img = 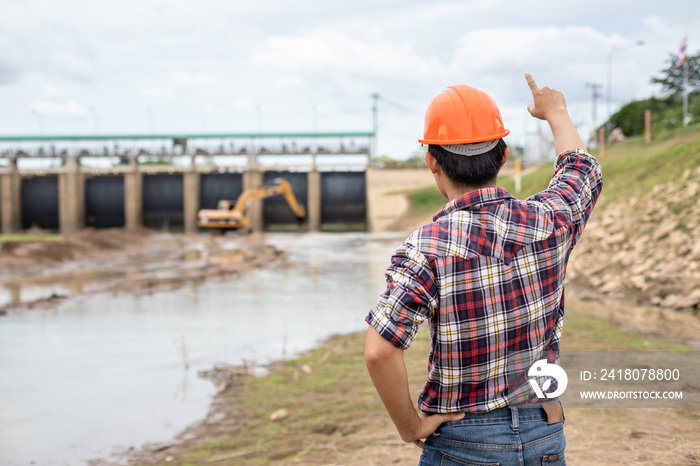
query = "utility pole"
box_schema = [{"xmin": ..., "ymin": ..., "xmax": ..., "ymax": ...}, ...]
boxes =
[
  {"xmin": 371, "ymin": 93, "xmax": 379, "ymax": 163},
  {"xmin": 586, "ymin": 83, "xmax": 602, "ymax": 146}
]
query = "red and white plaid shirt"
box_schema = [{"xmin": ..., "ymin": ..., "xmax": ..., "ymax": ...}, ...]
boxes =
[{"xmin": 366, "ymin": 149, "xmax": 603, "ymax": 413}]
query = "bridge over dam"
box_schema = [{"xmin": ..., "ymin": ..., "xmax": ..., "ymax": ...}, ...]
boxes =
[{"xmin": 0, "ymin": 132, "xmax": 432, "ymax": 234}]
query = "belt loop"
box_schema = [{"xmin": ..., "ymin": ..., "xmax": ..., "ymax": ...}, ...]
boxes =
[{"xmin": 509, "ymin": 406, "xmax": 520, "ymax": 431}]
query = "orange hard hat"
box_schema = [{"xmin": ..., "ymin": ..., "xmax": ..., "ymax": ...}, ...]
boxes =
[{"xmin": 418, "ymin": 84, "xmax": 510, "ymax": 145}]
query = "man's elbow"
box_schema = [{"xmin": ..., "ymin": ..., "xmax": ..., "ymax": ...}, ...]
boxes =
[
  {"xmin": 364, "ymin": 327, "xmax": 399, "ymax": 368},
  {"xmin": 364, "ymin": 341, "xmax": 385, "ymax": 369}
]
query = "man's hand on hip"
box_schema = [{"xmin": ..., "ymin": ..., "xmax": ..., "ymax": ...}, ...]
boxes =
[{"xmin": 411, "ymin": 411, "xmax": 466, "ymax": 449}]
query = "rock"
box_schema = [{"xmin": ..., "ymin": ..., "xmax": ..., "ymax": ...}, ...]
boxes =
[
  {"xmin": 628, "ymin": 275, "xmax": 647, "ymax": 291},
  {"xmin": 599, "ymin": 278, "xmax": 622, "ymax": 293},
  {"xmin": 270, "ymin": 408, "xmax": 289, "ymax": 421},
  {"xmin": 300, "ymin": 364, "xmax": 313, "ymax": 374},
  {"xmin": 664, "ymin": 294, "xmax": 700, "ymax": 309},
  {"xmin": 652, "ymin": 219, "xmax": 677, "ymax": 240},
  {"xmin": 606, "ymin": 232, "xmax": 627, "ymax": 246}
]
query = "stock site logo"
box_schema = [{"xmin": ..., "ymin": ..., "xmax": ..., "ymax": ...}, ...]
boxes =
[{"xmin": 528, "ymin": 359, "xmax": 568, "ymax": 399}]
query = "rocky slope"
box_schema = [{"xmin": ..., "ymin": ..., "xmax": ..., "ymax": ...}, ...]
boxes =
[{"xmin": 568, "ymin": 166, "xmax": 700, "ymax": 312}]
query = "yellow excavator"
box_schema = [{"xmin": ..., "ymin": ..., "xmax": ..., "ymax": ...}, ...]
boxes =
[{"xmin": 197, "ymin": 178, "xmax": 306, "ymax": 232}]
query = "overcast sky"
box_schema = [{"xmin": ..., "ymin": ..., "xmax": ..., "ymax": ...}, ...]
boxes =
[{"xmin": 1, "ymin": 0, "xmax": 698, "ymax": 159}]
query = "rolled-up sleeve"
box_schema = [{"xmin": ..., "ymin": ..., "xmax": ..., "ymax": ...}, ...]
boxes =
[
  {"xmin": 366, "ymin": 242, "xmax": 438, "ymax": 349},
  {"xmin": 531, "ymin": 149, "xmax": 603, "ymax": 246}
]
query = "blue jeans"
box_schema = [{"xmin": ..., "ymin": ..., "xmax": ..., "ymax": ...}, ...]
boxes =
[{"xmin": 418, "ymin": 403, "xmax": 566, "ymax": 466}]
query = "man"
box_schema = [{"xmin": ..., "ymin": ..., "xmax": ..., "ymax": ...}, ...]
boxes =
[{"xmin": 365, "ymin": 73, "xmax": 603, "ymax": 465}]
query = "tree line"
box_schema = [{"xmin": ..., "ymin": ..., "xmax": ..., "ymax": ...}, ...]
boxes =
[{"xmin": 607, "ymin": 51, "xmax": 699, "ymax": 137}]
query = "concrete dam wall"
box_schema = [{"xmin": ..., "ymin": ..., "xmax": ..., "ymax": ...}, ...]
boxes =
[{"xmin": 1, "ymin": 165, "xmax": 367, "ymax": 233}]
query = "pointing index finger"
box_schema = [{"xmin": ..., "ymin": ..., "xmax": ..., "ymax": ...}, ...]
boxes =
[{"xmin": 524, "ymin": 72, "xmax": 539, "ymax": 92}]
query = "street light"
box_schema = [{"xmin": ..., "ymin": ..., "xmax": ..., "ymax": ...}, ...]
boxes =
[
  {"xmin": 606, "ymin": 40, "xmax": 644, "ymax": 136},
  {"xmin": 312, "ymin": 105, "xmax": 317, "ymax": 132},
  {"xmin": 31, "ymin": 108, "xmax": 44, "ymax": 135},
  {"xmin": 146, "ymin": 106, "xmax": 155, "ymax": 134},
  {"xmin": 200, "ymin": 106, "xmax": 208, "ymax": 133},
  {"xmin": 255, "ymin": 105, "xmax": 263, "ymax": 132},
  {"xmin": 89, "ymin": 107, "xmax": 99, "ymax": 135}
]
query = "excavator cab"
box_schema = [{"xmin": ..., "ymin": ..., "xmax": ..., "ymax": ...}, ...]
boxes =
[{"xmin": 216, "ymin": 200, "xmax": 233, "ymax": 211}]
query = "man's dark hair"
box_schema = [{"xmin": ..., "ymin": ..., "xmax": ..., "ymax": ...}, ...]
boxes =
[{"xmin": 428, "ymin": 138, "xmax": 507, "ymax": 187}]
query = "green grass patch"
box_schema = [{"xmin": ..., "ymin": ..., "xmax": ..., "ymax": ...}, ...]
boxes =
[
  {"xmin": 403, "ymin": 125, "xmax": 700, "ymax": 217},
  {"xmin": 0, "ymin": 234, "xmax": 62, "ymax": 247},
  {"xmin": 320, "ymin": 222, "xmax": 367, "ymax": 232},
  {"xmin": 161, "ymin": 304, "xmax": 695, "ymax": 464},
  {"xmin": 405, "ymin": 185, "xmax": 444, "ymax": 216},
  {"xmin": 561, "ymin": 308, "xmax": 693, "ymax": 352}
]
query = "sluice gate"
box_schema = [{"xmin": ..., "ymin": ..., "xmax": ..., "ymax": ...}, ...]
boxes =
[
  {"xmin": 84, "ymin": 175, "xmax": 125, "ymax": 228},
  {"xmin": 2, "ymin": 168, "xmax": 367, "ymax": 233}
]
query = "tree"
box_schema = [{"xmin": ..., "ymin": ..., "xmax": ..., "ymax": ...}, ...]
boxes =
[
  {"xmin": 604, "ymin": 52, "xmax": 700, "ymax": 137},
  {"xmin": 650, "ymin": 51, "xmax": 700, "ymax": 98}
]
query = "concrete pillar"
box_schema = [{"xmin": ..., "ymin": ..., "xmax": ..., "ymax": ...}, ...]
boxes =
[
  {"xmin": 307, "ymin": 169, "xmax": 321, "ymax": 232},
  {"xmin": 242, "ymin": 169, "xmax": 263, "ymax": 232},
  {"xmin": 183, "ymin": 157, "xmax": 200, "ymax": 235},
  {"xmin": 124, "ymin": 156, "xmax": 143, "ymax": 229},
  {"xmin": 1, "ymin": 157, "xmax": 21, "ymax": 233},
  {"xmin": 59, "ymin": 156, "xmax": 83, "ymax": 234}
]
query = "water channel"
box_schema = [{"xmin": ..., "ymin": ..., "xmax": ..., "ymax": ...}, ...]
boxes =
[{"xmin": 0, "ymin": 232, "xmax": 404, "ymax": 465}]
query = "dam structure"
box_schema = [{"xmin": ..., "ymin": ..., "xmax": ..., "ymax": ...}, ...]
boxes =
[{"xmin": 0, "ymin": 131, "xmax": 375, "ymax": 234}]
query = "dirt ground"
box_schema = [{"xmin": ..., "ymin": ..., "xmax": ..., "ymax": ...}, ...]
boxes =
[
  {"xmin": 101, "ymin": 309, "xmax": 700, "ymax": 466},
  {"xmin": 366, "ymin": 167, "xmax": 433, "ymax": 233},
  {"xmin": 53, "ymin": 229, "xmax": 694, "ymax": 465},
  {"xmin": 4, "ymin": 178, "xmax": 700, "ymax": 465},
  {"xmin": 0, "ymin": 227, "xmax": 282, "ymax": 314}
]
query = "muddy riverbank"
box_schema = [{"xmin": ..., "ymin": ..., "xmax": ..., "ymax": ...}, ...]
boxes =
[
  {"xmin": 106, "ymin": 294, "xmax": 699, "ymax": 466},
  {"xmin": 0, "ymin": 228, "xmax": 282, "ymax": 314}
]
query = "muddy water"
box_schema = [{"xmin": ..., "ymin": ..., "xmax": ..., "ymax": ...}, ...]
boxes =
[{"xmin": 0, "ymin": 232, "xmax": 404, "ymax": 466}]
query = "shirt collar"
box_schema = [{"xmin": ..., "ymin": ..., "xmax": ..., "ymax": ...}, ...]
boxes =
[{"xmin": 433, "ymin": 187, "xmax": 514, "ymax": 222}]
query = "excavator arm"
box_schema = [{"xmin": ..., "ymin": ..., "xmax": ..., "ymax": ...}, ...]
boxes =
[{"xmin": 197, "ymin": 177, "xmax": 306, "ymax": 231}]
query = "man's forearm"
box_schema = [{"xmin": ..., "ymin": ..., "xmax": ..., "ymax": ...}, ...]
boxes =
[
  {"xmin": 364, "ymin": 327, "xmax": 420, "ymax": 441},
  {"xmin": 547, "ymin": 109, "xmax": 586, "ymax": 155}
]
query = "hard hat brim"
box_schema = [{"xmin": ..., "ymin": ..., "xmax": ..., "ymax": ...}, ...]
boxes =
[{"xmin": 418, "ymin": 129, "xmax": 510, "ymax": 145}]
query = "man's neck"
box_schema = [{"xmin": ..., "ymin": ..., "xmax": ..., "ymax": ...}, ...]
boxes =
[{"xmin": 445, "ymin": 182, "xmax": 497, "ymax": 202}]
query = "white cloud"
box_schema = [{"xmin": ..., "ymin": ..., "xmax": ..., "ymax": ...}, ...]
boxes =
[
  {"xmin": 41, "ymin": 85, "xmax": 66, "ymax": 98},
  {"xmin": 0, "ymin": 0, "xmax": 698, "ymax": 158},
  {"xmin": 29, "ymin": 100, "xmax": 90, "ymax": 117},
  {"xmin": 254, "ymin": 26, "xmax": 441, "ymax": 81}
]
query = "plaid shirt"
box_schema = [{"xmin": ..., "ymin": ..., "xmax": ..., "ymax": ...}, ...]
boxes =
[{"xmin": 366, "ymin": 149, "xmax": 603, "ymax": 413}]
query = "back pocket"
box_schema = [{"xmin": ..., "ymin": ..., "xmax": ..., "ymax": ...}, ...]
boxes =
[
  {"xmin": 441, "ymin": 452, "xmax": 499, "ymax": 466},
  {"xmin": 542, "ymin": 451, "xmax": 565, "ymax": 465}
]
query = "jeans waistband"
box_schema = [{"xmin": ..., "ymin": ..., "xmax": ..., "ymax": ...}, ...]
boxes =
[{"xmin": 439, "ymin": 401, "xmax": 563, "ymax": 428}]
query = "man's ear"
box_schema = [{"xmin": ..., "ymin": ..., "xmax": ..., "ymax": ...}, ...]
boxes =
[
  {"xmin": 424, "ymin": 150, "xmax": 440, "ymax": 175},
  {"xmin": 501, "ymin": 146, "xmax": 510, "ymax": 167}
]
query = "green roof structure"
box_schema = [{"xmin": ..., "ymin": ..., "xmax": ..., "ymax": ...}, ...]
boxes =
[{"xmin": 0, "ymin": 131, "xmax": 375, "ymax": 142}]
